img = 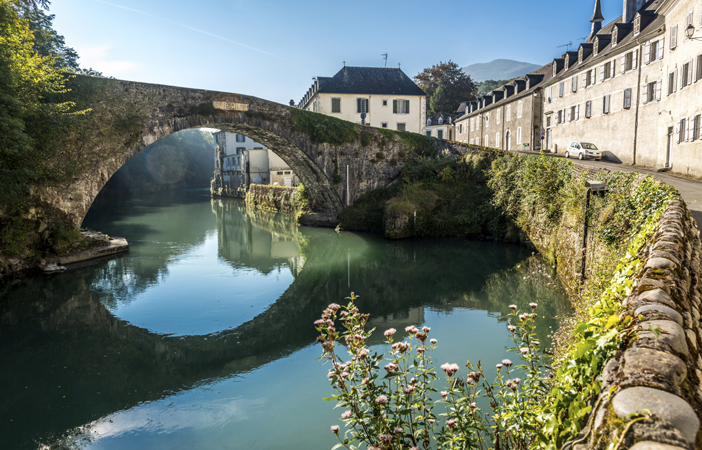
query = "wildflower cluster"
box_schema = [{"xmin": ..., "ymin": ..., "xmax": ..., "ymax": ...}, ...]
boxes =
[{"xmin": 316, "ymin": 293, "xmax": 550, "ymax": 450}]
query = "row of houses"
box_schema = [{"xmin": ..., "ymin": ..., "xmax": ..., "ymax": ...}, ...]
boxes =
[{"xmin": 454, "ymin": 0, "xmax": 702, "ymax": 175}]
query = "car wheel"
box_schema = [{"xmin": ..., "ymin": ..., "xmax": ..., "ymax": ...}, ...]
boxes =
[
  {"xmin": 564, "ymin": 151, "xmax": 569, "ymax": 158},
  {"xmin": 578, "ymin": 152, "xmax": 584, "ymax": 160}
]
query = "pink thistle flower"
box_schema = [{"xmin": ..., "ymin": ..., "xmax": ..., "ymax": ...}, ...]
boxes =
[
  {"xmin": 394, "ymin": 427, "xmax": 403, "ymax": 434},
  {"xmin": 339, "ymin": 311, "xmax": 349, "ymax": 317},
  {"xmin": 441, "ymin": 363, "xmax": 459, "ymax": 377},
  {"xmin": 467, "ymin": 377, "xmax": 474, "ymax": 384},
  {"xmin": 331, "ymin": 425, "xmax": 339, "ymax": 434},
  {"xmin": 507, "ymin": 325, "xmax": 516, "ymax": 333},
  {"xmin": 529, "ymin": 302, "xmax": 538, "ymax": 310},
  {"xmin": 327, "ymin": 371, "xmax": 335, "ymax": 378},
  {"xmin": 403, "ymin": 385, "xmax": 415, "ymax": 394},
  {"xmin": 362, "ymin": 377, "xmax": 369, "ymax": 384},
  {"xmin": 496, "ymin": 363, "xmax": 503, "ymax": 370},
  {"xmin": 520, "ymin": 347, "xmax": 529, "ymax": 354},
  {"xmin": 341, "ymin": 410, "xmax": 352, "ymax": 419},
  {"xmin": 509, "ymin": 304, "xmax": 517, "ymax": 311},
  {"xmin": 501, "ymin": 359, "xmax": 513, "ymax": 367},
  {"xmin": 340, "ymin": 372, "xmax": 349, "ymax": 378},
  {"xmin": 405, "ymin": 325, "xmax": 419, "ymax": 334},
  {"xmin": 326, "ymin": 319, "xmax": 334, "ymax": 326},
  {"xmin": 328, "ymin": 303, "xmax": 341, "ymax": 311},
  {"xmin": 428, "ymin": 419, "xmax": 436, "ymax": 424},
  {"xmin": 447, "ymin": 419, "xmax": 456, "ymax": 429},
  {"xmin": 357, "ymin": 348, "xmax": 370, "ymax": 358},
  {"xmin": 375, "ymin": 395, "xmax": 388, "ymax": 405},
  {"xmin": 314, "ymin": 319, "xmax": 324, "ymax": 326},
  {"xmin": 379, "ymin": 434, "xmax": 392, "ymax": 442},
  {"xmin": 384, "ymin": 328, "xmax": 397, "ymax": 337},
  {"xmin": 417, "ymin": 347, "xmax": 426, "ymax": 354},
  {"xmin": 422, "ymin": 326, "xmax": 431, "ymax": 332},
  {"xmin": 384, "ymin": 363, "xmax": 399, "ymax": 373},
  {"xmin": 430, "ymin": 338, "xmax": 437, "ymax": 345},
  {"xmin": 470, "ymin": 402, "xmax": 477, "ymax": 409},
  {"xmin": 441, "ymin": 391, "xmax": 448, "ymax": 398}
]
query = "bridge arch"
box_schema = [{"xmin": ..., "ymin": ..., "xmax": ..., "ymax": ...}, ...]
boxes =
[{"xmin": 43, "ymin": 76, "xmax": 461, "ymax": 228}]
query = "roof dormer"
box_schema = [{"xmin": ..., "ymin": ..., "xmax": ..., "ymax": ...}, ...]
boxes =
[
  {"xmin": 612, "ymin": 23, "xmax": 632, "ymax": 46},
  {"xmin": 578, "ymin": 44, "xmax": 593, "ymax": 63}
]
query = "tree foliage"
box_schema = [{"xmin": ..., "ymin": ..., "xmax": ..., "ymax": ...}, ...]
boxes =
[
  {"xmin": 18, "ymin": 4, "xmax": 79, "ymax": 70},
  {"xmin": 477, "ymin": 78, "xmax": 517, "ymax": 96},
  {"xmin": 414, "ymin": 61, "xmax": 477, "ymax": 116}
]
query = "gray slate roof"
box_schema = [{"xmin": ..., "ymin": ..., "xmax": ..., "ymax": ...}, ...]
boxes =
[{"xmin": 316, "ymin": 67, "xmax": 427, "ymax": 96}]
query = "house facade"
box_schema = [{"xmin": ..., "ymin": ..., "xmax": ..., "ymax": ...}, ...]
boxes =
[
  {"xmin": 543, "ymin": 0, "xmax": 702, "ymax": 175},
  {"xmin": 454, "ymin": 66, "xmax": 551, "ymax": 151},
  {"xmin": 297, "ymin": 66, "xmax": 428, "ymax": 134},
  {"xmin": 425, "ymin": 113, "xmax": 457, "ymax": 140}
]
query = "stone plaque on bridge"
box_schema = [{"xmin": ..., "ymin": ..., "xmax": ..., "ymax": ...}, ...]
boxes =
[{"xmin": 213, "ymin": 101, "xmax": 249, "ymax": 111}]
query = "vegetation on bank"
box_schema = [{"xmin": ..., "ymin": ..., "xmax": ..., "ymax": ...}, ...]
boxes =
[{"xmin": 332, "ymin": 148, "xmax": 677, "ymax": 448}]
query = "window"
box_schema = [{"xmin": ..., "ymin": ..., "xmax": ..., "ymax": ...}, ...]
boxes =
[
  {"xmin": 437, "ymin": 130, "xmax": 444, "ymax": 140},
  {"xmin": 643, "ymin": 80, "xmax": 660, "ymax": 103},
  {"xmin": 496, "ymin": 110, "xmax": 501, "ymax": 125},
  {"xmin": 671, "ymin": 24, "xmax": 678, "ymax": 50},
  {"xmin": 484, "ymin": 135, "xmax": 488, "ymax": 146},
  {"xmin": 623, "ymin": 88, "xmax": 632, "ymax": 109},
  {"xmin": 356, "ymin": 98, "xmax": 369, "ymax": 114},
  {"xmin": 496, "ymin": 132, "xmax": 500, "ymax": 147},
  {"xmin": 382, "ymin": 100, "xmax": 388, "ymax": 106},
  {"xmin": 634, "ymin": 15, "xmax": 641, "ymax": 35},
  {"xmin": 397, "ymin": 123, "xmax": 406, "ymax": 131},
  {"xmin": 393, "ymin": 100, "xmax": 409, "ymax": 114},
  {"xmin": 470, "ymin": 118, "xmax": 474, "ymax": 132},
  {"xmin": 426, "ymin": 131, "xmax": 432, "ymax": 137},
  {"xmin": 603, "ymin": 94, "xmax": 611, "ymax": 114},
  {"xmin": 585, "ymin": 100, "xmax": 592, "ymax": 118},
  {"xmin": 572, "ymin": 75, "xmax": 578, "ymax": 93},
  {"xmin": 506, "ymin": 104, "xmax": 512, "ymax": 121},
  {"xmin": 623, "ymin": 51, "xmax": 635, "ymax": 72},
  {"xmin": 546, "ymin": 115, "xmax": 552, "ymax": 127},
  {"xmin": 516, "ymin": 127, "xmax": 522, "ymax": 144},
  {"xmin": 602, "ymin": 61, "xmax": 613, "ymax": 81},
  {"xmin": 236, "ymin": 134, "xmax": 245, "ymax": 143},
  {"xmin": 236, "ymin": 147, "xmax": 246, "ymax": 154},
  {"xmin": 686, "ymin": 10, "xmax": 694, "ymax": 29},
  {"xmin": 569, "ymin": 105, "xmax": 579, "ymax": 121},
  {"xmin": 470, "ymin": 138, "xmax": 474, "ymax": 145},
  {"xmin": 693, "ymin": 115, "xmax": 701, "ymax": 141},
  {"xmin": 459, "ymin": 124, "xmax": 463, "ymax": 134},
  {"xmin": 559, "ymin": 82, "xmax": 564, "ymax": 97},
  {"xmin": 678, "ymin": 118, "xmax": 687, "ymax": 143},
  {"xmin": 381, "ymin": 122, "xmax": 388, "ymax": 128},
  {"xmin": 517, "ymin": 101, "xmax": 523, "ymax": 118},
  {"xmin": 485, "ymin": 113, "xmax": 490, "ymax": 126},
  {"xmin": 682, "ymin": 60, "xmax": 693, "ymax": 88},
  {"xmin": 585, "ymin": 70, "xmax": 592, "ymax": 87},
  {"xmin": 556, "ymin": 110, "xmax": 562, "ymax": 124},
  {"xmin": 669, "ymin": 69, "xmax": 678, "ymax": 95},
  {"xmin": 331, "ymin": 98, "xmax": 341, "ymax": 113}
]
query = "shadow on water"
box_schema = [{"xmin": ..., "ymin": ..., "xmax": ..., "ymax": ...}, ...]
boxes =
[{"xmin": 0, "ymin": 193, "xmax": 569, "ymax": 449}]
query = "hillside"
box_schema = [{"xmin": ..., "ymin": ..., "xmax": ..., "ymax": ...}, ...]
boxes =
[{"xmin": 463, "ymin": 59, "xmax": 541, "ymax": 82}]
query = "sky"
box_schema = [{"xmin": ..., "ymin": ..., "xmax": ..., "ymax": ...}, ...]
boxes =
[{"xmin": 51, "ymin": 0, "xmax": 627, "ymax": 105}]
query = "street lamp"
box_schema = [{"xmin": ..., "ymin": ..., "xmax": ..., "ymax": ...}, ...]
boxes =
[{"xmin": 686, "ymin": 24, "xmax": 702, "ymax": 40}]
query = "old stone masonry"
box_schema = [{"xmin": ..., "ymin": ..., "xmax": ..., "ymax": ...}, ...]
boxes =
[{"xmin": 576, "ymin": 198, "xmax": 702, "ymax": 449}]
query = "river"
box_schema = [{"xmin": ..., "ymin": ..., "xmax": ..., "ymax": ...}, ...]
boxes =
[{"xmin": 0, "ymin": 189, "xmax": 569, "ymax": 450}]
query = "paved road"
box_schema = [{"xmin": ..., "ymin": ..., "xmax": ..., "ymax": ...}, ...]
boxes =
[{"xmin": 521, "ymin": 151, "xmax": 702, "ymax": 231}]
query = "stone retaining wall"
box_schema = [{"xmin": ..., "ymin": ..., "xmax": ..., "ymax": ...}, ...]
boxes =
[
  {"xmin": 572, "ymin": 198, "xmax": 702, "ymax": 449},
  {"xmin": 244, "ymin": 185, "xmax": 299, "ymax": 214}
]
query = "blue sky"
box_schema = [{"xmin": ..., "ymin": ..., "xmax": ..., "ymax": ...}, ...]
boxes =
[{"xmin": 52, "ymin": 0, "xmax": 626, "ymax": 104}]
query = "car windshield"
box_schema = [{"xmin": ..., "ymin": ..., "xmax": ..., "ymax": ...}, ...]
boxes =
[{"xmin": 581, "ymin": 143, "xmax": 598, "ymax": 150}]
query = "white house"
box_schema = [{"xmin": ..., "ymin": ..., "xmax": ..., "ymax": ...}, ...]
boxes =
[{"xmin": 297, "ymin": 66, "xmax": 428, "ymax": 134}]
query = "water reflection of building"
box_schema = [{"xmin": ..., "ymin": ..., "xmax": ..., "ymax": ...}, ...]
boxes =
[
  {"xmin": 367, "ymin": 308, "xmax": 425, "ymax": 335},
  {"xmin": 211, "ymin": 198, "xmax": 304, "ymax": 276}
]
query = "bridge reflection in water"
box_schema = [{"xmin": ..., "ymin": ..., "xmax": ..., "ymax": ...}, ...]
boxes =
[{"xmin": 0, "ymin": 192, "xmax": 568, "ymax": 450}]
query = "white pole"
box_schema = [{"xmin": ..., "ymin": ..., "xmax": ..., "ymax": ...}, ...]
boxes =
[{"xmin": 346, "ymin": 165, "xmax": 350, "ymax": 206}]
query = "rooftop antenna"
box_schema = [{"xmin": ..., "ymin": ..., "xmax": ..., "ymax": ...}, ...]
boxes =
[
  {"xmin": 381, "ymin": 53, "xmax": 388, "ymax": 67},
  {"xmin": 579, "ymin": 35, "xmax": 589, "ymax": 42},
  {"xmin": 557, "ymin": 41, "xmax": 573, "ymax": 52},
  {"xmin": 398, "ymin": 62, "xmax": 401, "ymax": 69},
  {"xmin": 343, "ymin": 60, "xmax": 346, "ymax": 67}
]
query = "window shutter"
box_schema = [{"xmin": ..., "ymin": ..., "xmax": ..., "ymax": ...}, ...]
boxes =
[
  {"xmin": 643, "ymin": 84, "xmax": 649, "ymax": 104},
  {"xmin": 687, "ymin": 117, "xmax": 692, "ymax": 141},
  {"xmin": 393, "ymin": 100, "xmax": 397, "ymax": 114},
  {"xmin": 405, "ymin": 100, "xmax": 409, "ymax": 114},
  {"xmin": 645, "ymin": 42, "xmax": 651, "ymax": 65},
  {"xmin": 676, "ymin": 121, "xmax": 681, "ymax": 143},
  {"xmin": 576, "ymin": 105, "xmax": 580, "ymax": 120},
  {"xmin": 656, "ymin": 80, "xmax": 662, "ymax": 101},
  {"xmin": 366, "ymin": 100, "xmax": 370, "ymax": 113},
  {"xmin": 621, "ymin": 55, "xmax": 626, "ymax": 73},
  {"xmin": 600, "ymin": 65, "xmax": 605, "ymax": 81},
  {"xmin": 633, "ymin": 49, "xmax": 638, "ymax": 69},
  {"xmin": 674, "ymin": 68, "xmax": 679, "ymax": 91},
  {"xmin": 688, "ymin": 61, "xmax": 694, "ymax": 87},
  {"xmin": 592, "ymin": 68, "xmax": 597, "ymax": 84},
  {"xmin": 611, "ymin": 60, "xmax": 616, "ymax": 78},
  {"xmin": 658, "ymin": 38, "xmax": 664, "ymax": 59},
  {"xmin": 582, "ymin": 73, "xmax": 587, "ymax": 88}
]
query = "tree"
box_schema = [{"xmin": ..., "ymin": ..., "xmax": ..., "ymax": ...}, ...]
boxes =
[
  {"xmin": 476, "ymin": 78, "xmax": 517, "ymax": 96},
  {"xmin": 428, "ymin": 85, "xmax": 449, "ymax": 117},
  {"xmin": 414, "ymin": 61, "xmax": 477, "ymax": 115},
  {"xmin": 0, "ymin": 0, "xmax": 74, "ymax": 205},
  {"xmin": 19, "ymin": 4, "xmax": 79, "ymax": 70}
]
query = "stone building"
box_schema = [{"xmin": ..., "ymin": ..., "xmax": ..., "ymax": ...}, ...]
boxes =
[
  {"xmin": 543, "ymin": 0, "xmax": 702, "ymax": 175},
  {"xmin": 454, "ymin": 65, "xmax": 552, "ymax": 151},
  {"xmin": 425, "ymin": 112, "xmax": 457, "ymax": 140},
  {"xmin": 297, "ymin": 66, "xmax": 428, "ymax": 134}
]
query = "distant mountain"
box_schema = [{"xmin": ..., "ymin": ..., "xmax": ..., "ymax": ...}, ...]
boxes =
[{"xmin": 462, "ymin": 59, "xmax": 541, "ymax": 82}]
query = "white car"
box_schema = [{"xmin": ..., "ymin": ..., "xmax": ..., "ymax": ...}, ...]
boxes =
[{"xmin": 564, "ymin": 142, "xmax": 602, "ymax": 160}]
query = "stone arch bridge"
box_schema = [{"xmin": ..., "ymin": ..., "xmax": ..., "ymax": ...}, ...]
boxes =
[{"xmin": 45, "ymin": 76, "xmax": 465, "ymax": 228}]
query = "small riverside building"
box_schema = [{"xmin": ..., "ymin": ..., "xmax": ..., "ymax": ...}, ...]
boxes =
[
  {"xmin": 297, "ymin": 66, "xmax": 428, "ymax": 134},
  {"xmin": 425, "ymin": 113, "xmax": 457, "ymax": 140}
]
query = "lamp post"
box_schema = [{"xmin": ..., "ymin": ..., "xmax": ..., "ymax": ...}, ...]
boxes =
[{"xmin": 686, "ymin": 24, "xmax": 702, "ymax": 41}]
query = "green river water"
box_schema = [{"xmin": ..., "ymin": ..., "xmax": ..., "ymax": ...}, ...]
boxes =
[{"xmin": 0, "ymin": 189, "xmax": 569, "ymax": 450}]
